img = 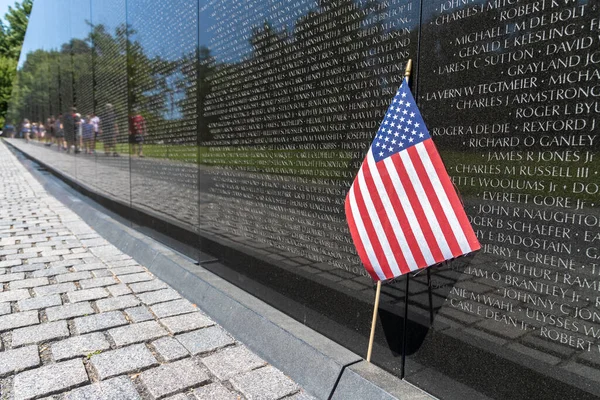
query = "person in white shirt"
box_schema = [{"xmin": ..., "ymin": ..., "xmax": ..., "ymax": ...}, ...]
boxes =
[{"xmin": 90, "ymin": 113, "xmax": 100, "ymax": 154}]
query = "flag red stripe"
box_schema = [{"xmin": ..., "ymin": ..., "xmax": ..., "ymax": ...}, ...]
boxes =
[
  {"xmin": 352, "ymin": 176, "xmax": 394, "ymax": 280},
  {"xmin": 345, "ymin": 193, "xmax": 380, "ymax": 280},
  {"xmin": 363, "ymin": 160, "xmax": 410, "ymax": 275},
  {"xmin": 407, "ymin": 145, "xmax": 462, "ymax": 258},
  {"xmin": 424, "ymin": 140, "xmax": 481, "ymax": 251},
  {"xmin": 376, "ymin": 161, "xmax": 427, "ymax": 270},
  {"xmin": 389, "ymin": 152, "xmax": 445, "ymax": 262}
]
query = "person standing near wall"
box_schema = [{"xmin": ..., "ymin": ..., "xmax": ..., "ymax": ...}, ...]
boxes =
[
  {"xmin": 38, "ymin": 121, "xmax": 45, "ymax": 140},
  {"xmin": 90, "ymin": 112, "xmax": 99, "ymax": 154},
  {"xmin": 82, "ymin": 115, "xmax": 94, "ymax": 154},
  {"xmin": 54, "ymin": 113, "xmax": 64, "ymax": 151},
  {"xmin": 100, "ymin": 103, "xmax": 118, "ymax": 156},
  {"xmin": 4, "ymin": 123, "xmax": 15, "ymax": 138},
  {"xmin": 45, "ymin": 116, "xmax": 54, "ymax": 146},
  {"xmin": 30, "ymin": 122, "xmax": 37, "ymax": 140},
  {"xmin": 129, "ymin": 108, "xmax": 146, "ymax": 157},
  {"xmin": 21, "ymin": 119, "xmax": 31, "ymax": 142},
  {"xmin": 63, "ymin": 108, "xmax": 75, "ymax": 153},
  {"xmin": 75, "ymin": 113, "xmax": 82, "ymax": 153}
]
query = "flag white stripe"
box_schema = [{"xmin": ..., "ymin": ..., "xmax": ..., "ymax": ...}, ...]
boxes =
[
  {"xmin": 348, "ymin": 185, "xmax": 387, "ymax": 281},
  {"xmin": 383, "ymin": 157, "xmax": 436, "ymax": 266},
  {"xmin": 366, "ymin": 153, "xmax": 417, "ymax": 272},
  {"xmin": 416, "ymin": 143, "xmax": 472, "ymax": 254},
  {"xmin": 399, "ymin": 151, "xmax": 454, "ymax": 260},
  {"xmin": 356, "ymin": 167, "xmax": 402, "ymax": 277}
]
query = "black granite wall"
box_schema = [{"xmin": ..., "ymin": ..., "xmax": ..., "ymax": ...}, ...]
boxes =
[{"xmin": 8, "ymin": 0, "xmax": 600, "ymax": 399}]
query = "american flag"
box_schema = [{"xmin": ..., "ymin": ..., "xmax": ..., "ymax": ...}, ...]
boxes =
[{"xmin": 345, "ymin": 79, "xmax": 480, "ymax": 281}]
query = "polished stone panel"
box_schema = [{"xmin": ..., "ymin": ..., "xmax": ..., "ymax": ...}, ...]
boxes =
[
  {"xmin": 412, "ymin": 1, "xmax": 600, "ymax": 399},
  {"xmin": 127, "ymin": 0, "xmax": 199, "ymax": 234},
  {"xmin": 90, "ymin": 0, "xmax": 131, "ymax": 205},
  {"xmin": 71, "ymin": 0, "xmax": 95, "ymax": 183}
]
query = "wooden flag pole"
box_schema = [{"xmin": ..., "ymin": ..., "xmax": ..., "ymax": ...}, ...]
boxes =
[
  {"xmin": 366, "ymin": 280, "xmax": 382, "ymax": 362},
  {"xmin": 401, "ymin": 273, "xmax": 410, "ymax": 379},
  {"xmin": 400, "ymin": 59, "xmax": 413, "ymax": 379},
  {"xmin": 366, "ymin": 59, "xmax": 414, "ymax": 365},
  {"xmin": 427, "ymin": 268, "xmax": 434, "ymax": 325}
]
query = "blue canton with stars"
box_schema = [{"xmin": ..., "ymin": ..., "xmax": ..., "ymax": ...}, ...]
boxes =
[{"xmin": 371, "ymin": 80, "xmax": 431, "ymax": 163}]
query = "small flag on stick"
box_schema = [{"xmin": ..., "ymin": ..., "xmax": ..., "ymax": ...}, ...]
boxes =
[{"xmin": 345, "ymin": 62, "xmax": 480, "ymax": 282}]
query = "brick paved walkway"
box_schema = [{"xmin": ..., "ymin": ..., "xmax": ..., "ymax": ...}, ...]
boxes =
[{"xmin": 0, "ymin": 140, "xmax": 314, "ymax": 399}]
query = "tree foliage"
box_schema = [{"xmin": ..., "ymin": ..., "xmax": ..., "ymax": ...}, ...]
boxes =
[{"xmin": 0, "ymin": 0, "xmax": 32, "ymax": 126}]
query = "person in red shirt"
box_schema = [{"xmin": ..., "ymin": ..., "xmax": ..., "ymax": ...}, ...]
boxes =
[{"xmin": 129, "ymin": 108, "xmax": 146, "ymax": 157}]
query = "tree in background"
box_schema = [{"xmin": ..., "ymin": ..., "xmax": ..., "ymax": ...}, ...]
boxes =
[{"xmin": 0, "ymin": 0, "xmax": 32, "ymax": 126}]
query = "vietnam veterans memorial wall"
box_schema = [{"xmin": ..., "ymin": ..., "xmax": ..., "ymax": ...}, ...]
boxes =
[{"xmin": 7, "ymin": 0, "xmax": 600, "ymax": 399}]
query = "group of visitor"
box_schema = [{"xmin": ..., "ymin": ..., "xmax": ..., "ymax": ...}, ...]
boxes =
[
  {"xmin": 15, "ymin": 104, "xmax": 146, "ymax": 157},
  {"xmin": 17, "ymin": 119, "xmax": 46, "ymax": 143}
]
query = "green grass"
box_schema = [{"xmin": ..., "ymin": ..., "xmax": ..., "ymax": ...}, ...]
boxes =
[
  {"xmin": 113, "ymin": 143, "xmax": 198, "ymax": 163},
  {"xmin": 34, "ymin": 137, "xmax": 600, "ymax": 204}
]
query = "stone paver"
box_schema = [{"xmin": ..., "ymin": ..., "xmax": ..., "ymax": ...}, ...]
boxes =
[
  {"xmin": 160, "ymin": 312, "xmax": 214, "ymax": 334},
  {"xmin": 11, "ymin": 320, "xmax": 70, "ymax": 347},
  {"xmin": 111, "ymin": 266, "xmax": 146, "ymax": 275},
  {"xmin": 13, "ymin": 359, "xmax": 89, "ymax": 400},
  {"xmin": 230, "ymin": 366, "xmax": 299, "ymax": 400},
  {"xmin": 90, "ymin": 344, "xmax": 158, "ymax": 380},
  {"xmin": 151, "ymin": 337, "xmax": 189, "ymax": 362},
  {"xmin": 52, "ymin": 332, "xmax": 111, "ymax": 361},
  {"xmin": 0, "ymin": 302, "xmax": 11, "ymax": 315},
  {"xmin": 72, "ymin": 262, "xmax": 107, "ymax": 271},
  {"xmin": 73, "ymin": 310, "xmax": 129, "ymax": 334},
  {"xmin": 31, "ymin": 266, "xmax": 70, "ymax": 277},
  {"xmin": 0, "ymin": 288, "xmax": 31, "ymax": 303},
  {"xmin": 17, "ymin": 294, "xmax": 62, "ymax": 311},
  {"xmin": 166, "ymin": 394, "xmax": 189, "ymax": 400},
  {"xmin": 150, "ymin": 299, "xmax": 197, "ymax": 318},
  {"xmin": 11, "ymin": 264, "xmax": 46, "ymax": 273},
  {"xmin": 107, "ymin": 284, "xmax": 132, "ymax": 297},
  {"xmin": 127, "ymin": 280, "xmax": 168, "ymax": 294},
  {"xmin": 193, "ymin": 383, "xmax": 238, "ymax": 400},
  {"xmin": 93, "ymin": 269, "xmax": 113, "ymax": 277},
  {"xmin": 34, "ymin": 282, "xmax": 77, "ymax": 296},
  {"xmin": 9, "ymin": 277, "xmax": 49, "ymax": 290},
  {"xmin": 46, "ymin": 302, "xmax": 95, "ymax": 321},
  {"xmin": 111, "ymin": 259, "xmax": 138, "ymax": 268},
  {"xmin": 0, "ymin": 259, "xmax": 22, "ymax": 268},
  {"xmin": 0, "ymin": 272, "xmax": 26, "ymax": 283},
  {"xmin": 96, "ymin": 294, "xmax": 140, "ymax": 312},
  {"xmin": 203, "ymin": 345, "xmax": 266, "ymax": 380},
  {"xmin": 138, "ymin": 289, "xmax": 181, "ymax": 305},
  {"xmin": 64, "ymin": 376, "xmax": 141, "ymax": 400},
  {"xmin": 108, "ymin": 320, "xmax": 168, "ymax": 347},
  {"xmin": 0, "ymin": 346, "xmax": 40, "ymax": 377},
  {"xmin": 56, "ymin": 271, "xmax": 93, "ymax": 282},
  {"xmin": 176, "ymin": 326, "xmax": 234, "ymax": 355},
  {"xmin": 125, "ymin": 306, "xmax": 154, "ymax": 322},
  {"xmin": 0, "ymin": 311, "xmax": 39, "ymax": 332},
  {"xmin": 0, "ymin": 141, "xmax": 311, "ymax": 400},
  {"xmin": 118, "ymin": 273, "xmax": 154, "ymax": 284},
  {"xmin": 67, "ymin": 287, "xmax": 110, "ymax": 303},
  {"xmin": 140, "ymin": 358, "xmax": 209, "ymax": 399},
  {"xmin": 80, "ymin": 276, "xmax": 118, "ymax": 289}
]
